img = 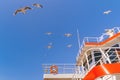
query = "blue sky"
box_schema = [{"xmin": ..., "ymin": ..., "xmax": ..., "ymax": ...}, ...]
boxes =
[{"xmin": 1, "ymin": 0, "xmax": 120, "ymax": 80}]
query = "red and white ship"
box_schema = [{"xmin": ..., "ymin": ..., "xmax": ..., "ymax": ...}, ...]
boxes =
[{"xmin": 43, "ymin": 27, "xmax": 120, "ymax": 80}]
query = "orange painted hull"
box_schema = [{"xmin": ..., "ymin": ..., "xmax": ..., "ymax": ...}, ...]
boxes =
[{"xmin": 83, "ymin": 63, "xmax": 120, "ymax": 80}]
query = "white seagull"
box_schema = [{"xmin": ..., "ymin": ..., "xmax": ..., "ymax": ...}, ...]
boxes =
[
  {"xmin": 45, "ymin": 32, "xmax": 52, "ymax": 35},
  {"xmin": 47, "ymin": 45, "xmax": 52, "ymax": 49},
  {"xmin": 64, "ymin": 33, "xmax": 72, "ymax": 37},
  {"xmin": 105, "ymin": 29, "xmax": 114, "ymax": 37},
  {"xmin": 33, "ymin": 3, "xmax": 43, "ymax": 8},
  {"xmin": 67, "ymin": 44, "xmax": 72, "ymax": 48},
  {"xmin": 103, "ymin": 10, "xmax": 112, "ymax": 15}
]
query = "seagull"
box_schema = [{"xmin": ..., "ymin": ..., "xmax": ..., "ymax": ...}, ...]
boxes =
[
  {"xmin": 45, "ymin": 32, "xmax": 52, "ymax": 35},
  {"xmin": 103, "ymin": 10, "xmax": 112, "ymax": 15},
  {"xmin": 64, "ymin": 33, "xmax": 72, "ymax": 37},
  {"xmin": 47, "ymin": 45, "xmax": 52, "ymax": 49},
  {"xmin": 105, "ymin": 29, "xmax": 114, "ymax": 33},
  {"xmin": 105, "ymin": 29, "xmax": 114, "ymax": 37},
  {"xmin": 14, "ymin": 6, "xmax": 32, "ymax": 15},
  {"xmin": 67, "ymin": 44, "xmax": 72, "ymax": 48},
  {"xmin": 33, "ymin": 3, "xmax": 43, "ymax": 8}
]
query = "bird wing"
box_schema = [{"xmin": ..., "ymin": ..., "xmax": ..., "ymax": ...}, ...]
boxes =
[
  {"xmin": 39, "ymin": 4, "xmax": 43, "ymax": 8},
  {"xmin": 24, "ymin": 6, "xmax": 32, "ymax": 10},
  {"xmin": 14, "ymin": 9, "xmax": 21, "ymax": 15},
  {"xmin": 103, "ymin": 10, "xmax": 112, "ymax": 14},
  {"xmin": 33, "ymin": 3, "xmax": 37, "ymax": 6}
]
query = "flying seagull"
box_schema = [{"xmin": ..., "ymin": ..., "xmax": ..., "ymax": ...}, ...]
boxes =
[
  {"xmin": 103, "ymin": 10, "xmax": 112, "ymax": 15},
  {"xmin": 67, "ymin": 44, "xmax": 72, "ymax": 48},
  {"xmin": 14, "ymin": 6, "xmax": 32, "ymax": 15},
  {"xmin": 47, "ymin": 45, "xmax": 52, "ymax": 49},
  {"xmin": 33, "ymin": 3, "xmax": 43, "ymax": 8},
  {"xmin": 45, "ymin": 32, "xmax": 52, "ymax": 35},
  {"xmin": 64, "ymin": 33, "xmax": 72, "ymax": 37},
  {"xmin": 105, "ymin": 29, "xmax": 114, "ymax": 37}
]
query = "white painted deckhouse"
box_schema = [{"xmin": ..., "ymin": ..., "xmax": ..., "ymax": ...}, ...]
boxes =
[{"xmin": 42, "ymin": 27, "xmax": 120, "ymax": 80}]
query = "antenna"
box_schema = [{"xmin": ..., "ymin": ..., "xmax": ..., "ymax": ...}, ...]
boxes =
[{"xmin": 77, "ymin": 29, "xmax": 81, "ymax": 50}]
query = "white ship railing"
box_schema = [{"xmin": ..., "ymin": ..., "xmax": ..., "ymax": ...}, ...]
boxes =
[
  {"xmin": 76, "ymin": 27, "xmax": 120, "ymax": 62},
  {"xmin": 42, "ymin": 64, "xmax": 77, "ymax": 74}
]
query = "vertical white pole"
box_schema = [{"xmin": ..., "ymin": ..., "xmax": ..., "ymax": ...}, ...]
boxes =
[
  {"xmin": 77, "ymin": 29, "xmax": 81, "ymax": 50},
  {"xmin": 85, "ymin": 53, "xmax": 89, "ymax": 70}
]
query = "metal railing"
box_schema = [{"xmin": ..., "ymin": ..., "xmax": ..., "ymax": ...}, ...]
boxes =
[
  {"xmin": 75, "ymin": 27, "xmax": 120, "ymax": 80},
  {"xmin": 42, "ymin": 49, "xmax": 120, "ymax": 80},
  {"xmin": 42, "ymin": 64, "xmax": 77, "ymax": 74},
  {"xmin": 76, "ymin": 27, "xmax": 120, "ymax": 62}
]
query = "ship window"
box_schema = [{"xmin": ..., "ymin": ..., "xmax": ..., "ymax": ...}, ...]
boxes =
[
  {"xmin": 88, "ymin": 54, "xmax": 92, "ymax": 64},
  {"xmin": 112, "ymin": 44, "xmax": 119, "ymax": 47},
  {"xmin": 83, "ymin": 60, "xmax": 88, "ymax": 71},
  {"xmin": 108, "ymin": 49, "xmax": 119, "ymax": 63},
  {"xmin": 94, "ymin": 51, "xmax": 102, "ymax": 65}
]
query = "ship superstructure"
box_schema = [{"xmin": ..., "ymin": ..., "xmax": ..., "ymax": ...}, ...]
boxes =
[{"xmin": 43, "ymin": 27, "xmax": 120, "ymax": 80}]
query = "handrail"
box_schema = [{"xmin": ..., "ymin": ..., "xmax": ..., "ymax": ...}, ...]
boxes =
[
  {"xmin": 76, "ymin": 27, "xmax": 120, "ymax": 63},
  {"xmin": 42, "ymin": 64, "xmax": 76, "ymax": 74}
]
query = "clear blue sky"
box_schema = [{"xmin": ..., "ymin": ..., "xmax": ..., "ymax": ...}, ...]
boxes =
[{"xmin": 1, "ymin": 0, "xmax": 120, "ymax": 80}]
